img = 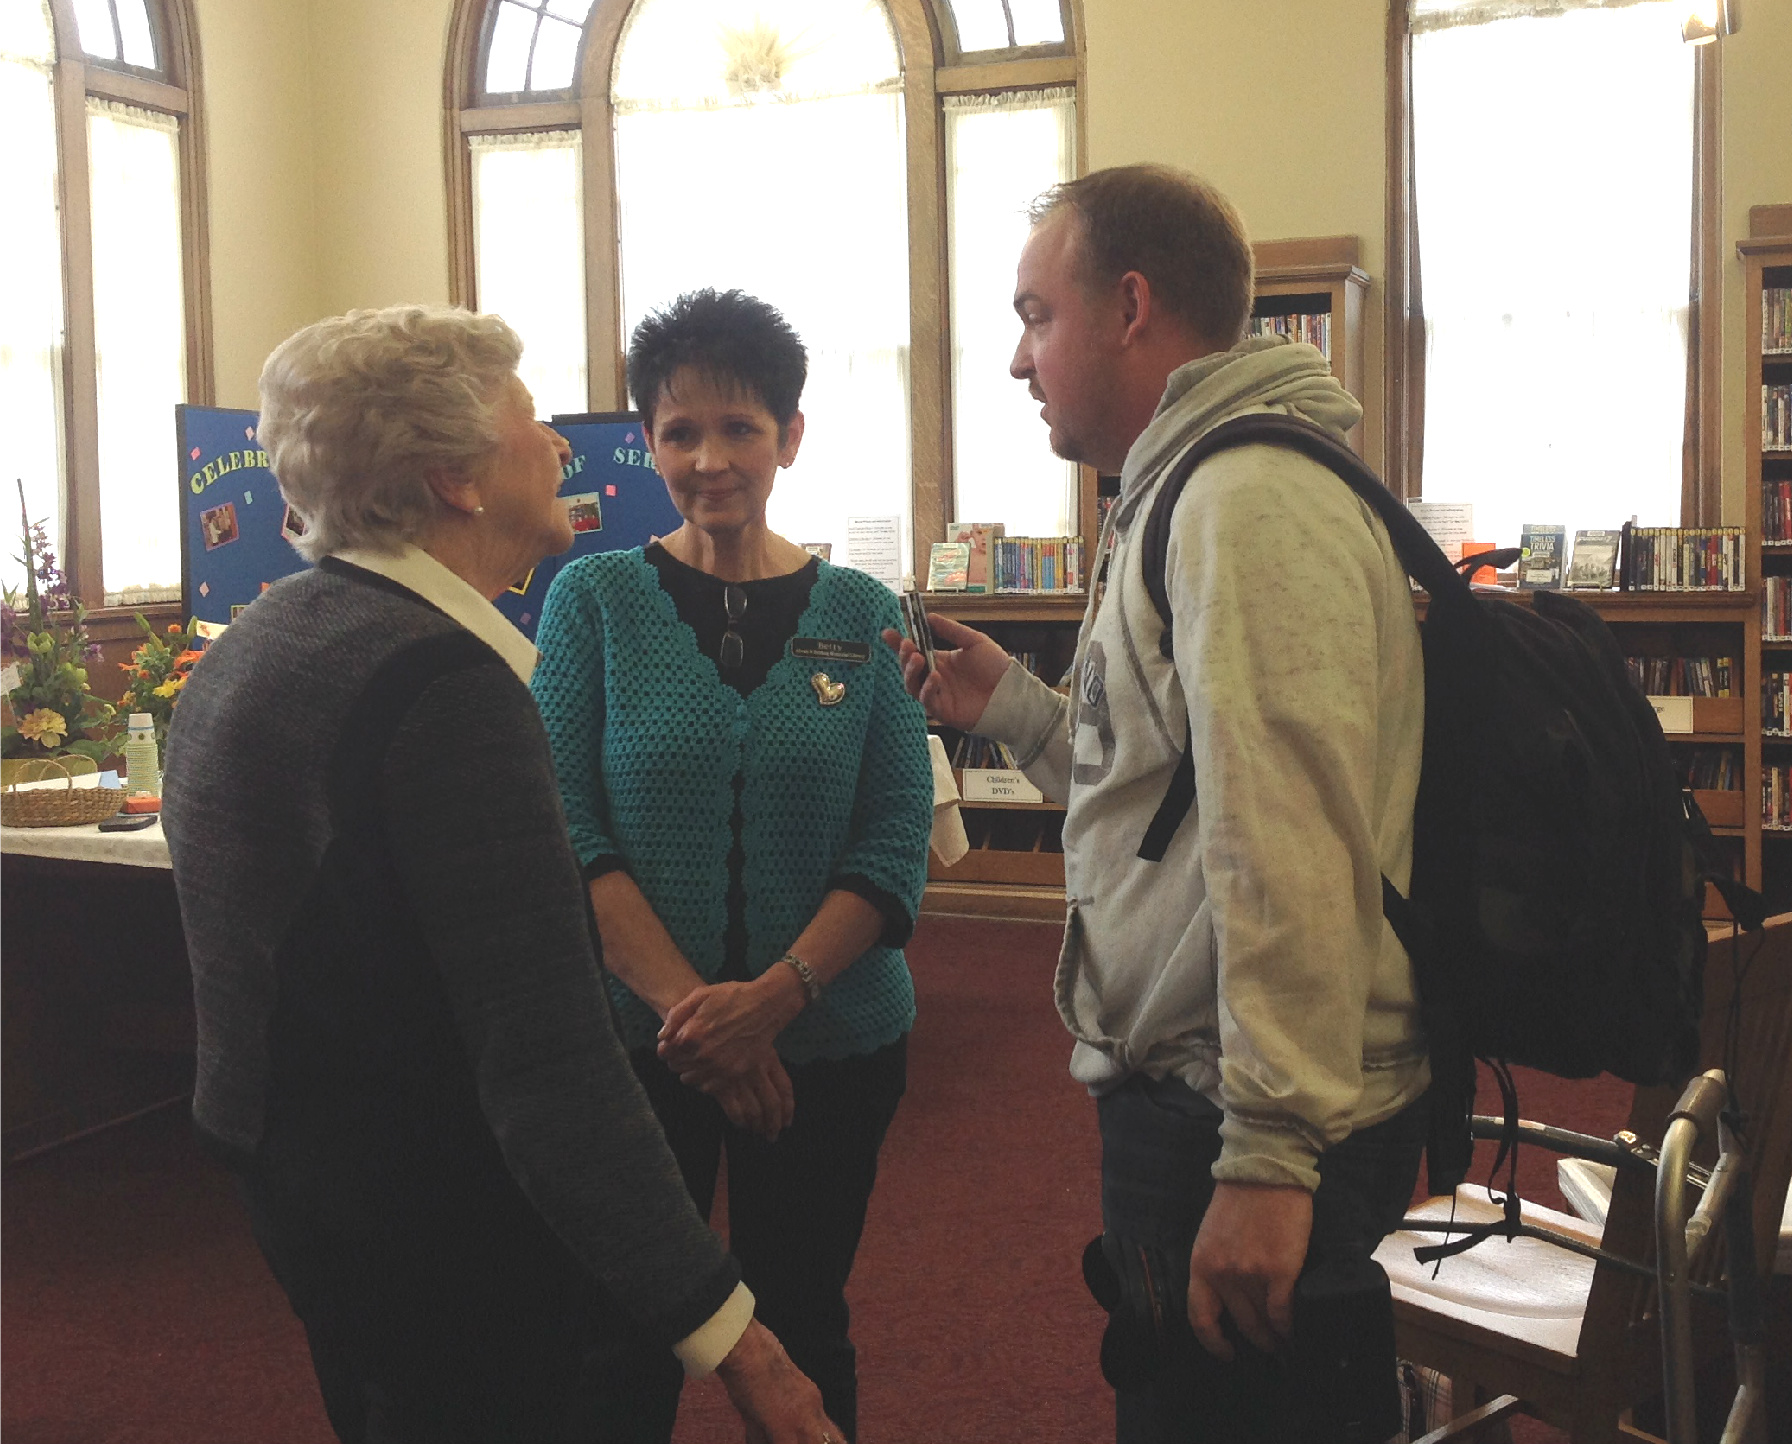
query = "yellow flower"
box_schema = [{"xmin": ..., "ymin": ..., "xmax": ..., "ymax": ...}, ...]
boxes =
[
  {"xmin": 19, "ymin": 708, "xmax": 68, "ymax": 747},
  {"xmin": 153, "ymin": 678, "xmax": 181, "ymax": 698}
]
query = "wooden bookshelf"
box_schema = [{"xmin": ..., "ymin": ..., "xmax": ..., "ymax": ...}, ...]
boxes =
[
  {"xmin": 1252, "ymin": 235, "xmax": 1371, "ymax": 454},
  {"xmin": 1742, "ymin": 205, "xmax": 1792, "ymax": 908}
]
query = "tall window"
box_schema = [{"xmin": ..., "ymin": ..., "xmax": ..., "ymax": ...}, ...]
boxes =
[
  {"xmin": 1398, "ymin": 0, "xmax": 1705, "ymax": 548},
  {"xmin": 450, "ymin": 0, "xmax": 1082, "ymax": 581},
  {"xmin": 2, "ymin": 0, "xmax": 208, "ymax": 608},
  {"xmin": 0, "ymin": 1, "xmax": 65, "ymax": 593}
]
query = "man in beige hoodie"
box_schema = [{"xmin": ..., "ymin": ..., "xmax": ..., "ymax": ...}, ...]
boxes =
[{"xmin": 890, "ymin": 166, "xmax": 1431, "ymax": 1441}]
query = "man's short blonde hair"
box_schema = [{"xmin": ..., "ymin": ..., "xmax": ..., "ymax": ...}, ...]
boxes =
[
  {"xmin": 258, "ymin": 305, "xmax": 524, "ymax": 562},
  {"xmin": 1029, "ymin": 165, "xmax": 1254, "ymax": 350}
]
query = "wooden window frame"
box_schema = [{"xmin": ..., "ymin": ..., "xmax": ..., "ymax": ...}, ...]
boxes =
[
  {"xmin": 43, "ymin": 0, "xmax": 212, "ymax": 619},
  {"xmin": 444, "ymin": 0, "xmax": 1086, "ymax": 582},
  {"xmin": 1383, "ymin": 2, "xmax": 1721, "ymax": 520}
]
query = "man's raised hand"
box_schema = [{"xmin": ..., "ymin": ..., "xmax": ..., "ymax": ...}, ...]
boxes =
[{"xmin": 880, "ymin": 611, "xmax": 1013, "ymax": 733}]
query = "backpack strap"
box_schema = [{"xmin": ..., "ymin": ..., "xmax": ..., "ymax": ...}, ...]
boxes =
[{"xmin": 1133, "ymin": 413, "xmax": 1467, "ymax": 865}]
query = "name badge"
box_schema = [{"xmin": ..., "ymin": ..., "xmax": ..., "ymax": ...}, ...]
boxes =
[{"xmin": 792, "ymin": 636, "xmax": 871, "ymax": 665}]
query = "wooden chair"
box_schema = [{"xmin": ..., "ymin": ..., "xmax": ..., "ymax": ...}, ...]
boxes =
[{"xmin": 1374, "ymin": 914, "xmax": 1792, "ymax": 1443}]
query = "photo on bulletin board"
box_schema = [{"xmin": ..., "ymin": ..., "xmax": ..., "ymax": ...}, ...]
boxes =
[
  {"xmin": 178, "ymin": 404, "xmax": 305, "ymax": 636},
  {"xmin": 179, "ymin": 405, "xmax": 683, "ymax": 644}
]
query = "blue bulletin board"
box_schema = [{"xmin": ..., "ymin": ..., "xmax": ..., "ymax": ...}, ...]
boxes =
[{"xmin": 177, "ymin": 406, "xmax": 681, "ymax": 641}]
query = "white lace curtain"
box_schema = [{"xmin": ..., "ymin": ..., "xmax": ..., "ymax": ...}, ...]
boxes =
[
  {"xmin": 612, "ymin": 0, "xmax": 911, "ymax": 565},
  {"xmin": 0, "ymin": 1, "xmax": 64, "ymax": 593},
  {"xmin": 945, "ymin": 86, "xmax": 1077, "ymax": 538},
  {"xmin": 87, "ymin": 96, "xmax": 185, "ymax": 605},
  {"xmin": 471, "ymin": 129, "xmax": 588, "ymax": 418},
  {"xmin": 1411, "ymin": 0, "xmax": 1693, "ymax": 550}
]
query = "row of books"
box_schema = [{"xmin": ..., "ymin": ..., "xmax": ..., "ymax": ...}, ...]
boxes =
[
  {"xmin": 1765, "ymin": 288, "xmax": 1792, "ymax": 354},
  {"xmin": 1764, "ymin": 671, "xmax": 1792, "ymax": 733},
  {"xmin": 949, "ymin": 734, "xmax": 1020, "ymax": 770},
  {"xmin": 1624, "ymin": 527, "xmax": 1748, "ymax": 592},
  {"xmin": 991, "ymin": 536, "xmax": 1084, "ymax": 593},
  {"xmin": 1248, "ymin": 312, "xmax": 1331, "ymax": 358},
  {"xmin": 1764, "ymin": 576, "xmax": 1792, "ymax": 638},
  {"xmin": 1682, "ymin": 748, "xmax": 1741, "ymax": 791},
  {"xmin": 1765, "ymin": 764, "xmax": 1792, "ymax": 829},
  {"xmin": 1625, "ymin": 655, "xmax": 1734, "ymax": 698},
  {"xmin": 1762, "ymin": 481, "xmax": 1792, "ymax": 542},
  {"xmin": 1765, "ymin": 384, "xmax": 1792, "ymax": 450}
]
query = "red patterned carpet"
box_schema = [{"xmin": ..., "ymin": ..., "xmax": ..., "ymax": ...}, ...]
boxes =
[{"xmin": 3, "ymin": 915, "xmax": 1635, "ymax": 1443}]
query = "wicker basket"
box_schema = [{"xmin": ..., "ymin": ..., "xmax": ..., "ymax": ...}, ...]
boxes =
[{"xmin": 0, "ymin": 757, "xmax": 125, "ymax": 828}]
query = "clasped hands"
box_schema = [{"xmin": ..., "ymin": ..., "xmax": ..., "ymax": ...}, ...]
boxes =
[{"xmin": 658, "ymin": 973, "xmax": 807, "ymax": 1141}]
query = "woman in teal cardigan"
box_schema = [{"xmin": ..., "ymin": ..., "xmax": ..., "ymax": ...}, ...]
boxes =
[{"xmin": 532, "ymin": 289, "xmax": 932, "ymax": 1443}]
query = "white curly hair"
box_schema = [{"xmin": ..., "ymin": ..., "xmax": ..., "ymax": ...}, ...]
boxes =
[{"xmin": 258, "ymin": 305, "xmax": 524, "ymax": 562}]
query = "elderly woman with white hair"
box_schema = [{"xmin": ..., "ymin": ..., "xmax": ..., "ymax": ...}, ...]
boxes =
[{"xmin": 160, "ymin": 305, "xmax": 843, "ymax": 1444}]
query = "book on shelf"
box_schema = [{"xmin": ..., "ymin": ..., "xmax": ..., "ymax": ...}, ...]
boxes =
[
  {"xmin": 949, "ymin": 733, "xmax": 1021, "ymax": 770},
  {"xmin": 1766, "ymin": 287, "xmax": 1792, "ymax": 353},
  {"xmin": 1623, "ymin": 526, "xmax": 1746, "ymax": 591},
  {"xmin": 943, "ymin": 521, "xmax": 1003, "ymax": 593},
  {"xmin": 992, "ymin": 536, "xmax": 1084, "ymax": 593},
  {"xmin": 1764, "ymin": 481, "xmax": 1792, "ymax": 543},
  {"xmin": 1764, "ymin": 670, "xmax": 1792, "ymax": 734},
  {"xmin": 1681, "ymin": 748, "xmax": 1741, "ymax": 791},
  {"xmin": 1565, "ymin": 530, "xmax": 1622, "ymax": 589},
  {"xmin": 1766, "ymin": 763, "xmax": 1792, "ymax": 830},
  {"xmin": 1765, "ymin": 577, "xmax": 1792, "ymax": 639},
  {"xmin": 1248, "ymin": 311, "xmax": 1331, "ymax": 358},
  {"xmin": 927, "ymin": 541, "xmax": 971, "ymax": 591},
  {"xmin": 1765, "ymin": 383, "xmax": 1792, "ymax": 450},
  {"xmin": 1625, "ymin": 655, "xmax": 1734, "ymax": 698},
  {"xmin": 1517, "ymin": 523, "xmax": 1565, "ymax": 589}
]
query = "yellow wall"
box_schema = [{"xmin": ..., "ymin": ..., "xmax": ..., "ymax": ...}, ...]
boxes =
[
  {"xmin": 193, "ymin": 0, "xmax": 322, "ymax": 408},
  {"xmin": 199, "ymin": 0, "xmax": 1788, "ymax": 505},
  {"xmin": 1083, "ymin": 0, "xmax": 1390, "ymax": 467}
]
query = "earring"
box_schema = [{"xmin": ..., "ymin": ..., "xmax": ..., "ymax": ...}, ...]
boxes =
[{"xmin": 474, "ymin": 505, "xmax": 485, "ymax": 514}]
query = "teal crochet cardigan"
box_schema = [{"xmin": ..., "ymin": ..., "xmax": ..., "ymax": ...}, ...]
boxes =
[{"xmin": 532, "ymin": 548, "xmax": 933, "ymax": 1062}]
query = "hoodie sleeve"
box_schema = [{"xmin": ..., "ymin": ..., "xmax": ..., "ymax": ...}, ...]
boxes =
[
  {"xmin": 1168, "ymin": 445, "xmax": 1401, "ymax": 1192},
  {"xmin": 974, "ymin": 661, "xmax": 1072, "ymax": 804}
]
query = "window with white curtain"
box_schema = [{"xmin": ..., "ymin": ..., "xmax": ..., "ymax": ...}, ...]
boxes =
[
  {"xmin": 946, "ymin": 87, "xmax": 1076, "ymax": 538},
  {"xmin": 0, "ymin": 0, "xmax": 65, "ymax": 594},
  {"xmin": 88, "ymin": 98, "xmax": 185, "ymax": 604},
  {"xmin": 14, "ymin": 0, "xmax": 204, "ymax": 610},
  {"xmin": 1412, "ymin": 0, "xmax": 1694, "ymax": 551},
  {"xmin": 472, "ymin": 130, "xmax": 588, "ymax": 417},
  {"xmin": 613, "ymin": 0, "xmax": 911, "ymax": 563}
]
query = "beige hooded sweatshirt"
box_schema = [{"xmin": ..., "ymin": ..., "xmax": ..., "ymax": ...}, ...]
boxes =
[{"xmin": 976, "ymin": 336, "xmax": 1430, "ymax": 1191}]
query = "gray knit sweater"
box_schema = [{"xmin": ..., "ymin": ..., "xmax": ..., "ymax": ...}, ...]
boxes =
[{"xmin": 161, "ymin": 558, "xmax": 738, "ymax": 1350}]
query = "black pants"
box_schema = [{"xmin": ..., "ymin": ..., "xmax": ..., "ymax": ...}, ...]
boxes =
[
  {"xmin": 589, "ymin": 1037, "xmax": 908, "ymax": 1443},
  {"xmin": 1097, "ymin": 1077, "xmax": 1429, "ymax": 1444},
  {"xmin": 247, "ymin": 1177, "xmax": 614, "ymax": 1444}
]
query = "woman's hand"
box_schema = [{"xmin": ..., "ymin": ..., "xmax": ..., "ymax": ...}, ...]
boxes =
[
  {"xmin": 880, "ymin": 612, "xmax": 1013, "ymax": 733},
  {"xmin": 659, "ymin": 973, "xmax": 806, "ymax": 1089},
  {"xmin": 712, "ymin": 1056, "xmax": 797, "ymax": 1140}
]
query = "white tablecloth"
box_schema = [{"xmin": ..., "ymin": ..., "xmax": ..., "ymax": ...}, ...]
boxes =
[{"xmin": 0, "ymin": 818, "xmax": 170, "ymax": 869}]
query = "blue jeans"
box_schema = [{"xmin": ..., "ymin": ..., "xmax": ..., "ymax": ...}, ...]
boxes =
[{"xmin": 1096, "ymin": 1077, "xmax": 1428, "ymax": 1444}]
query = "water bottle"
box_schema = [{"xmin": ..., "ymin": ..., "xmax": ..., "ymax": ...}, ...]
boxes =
[{"xmin": 123, "ymin": 712, "xmax": 161, "ymax": 796}]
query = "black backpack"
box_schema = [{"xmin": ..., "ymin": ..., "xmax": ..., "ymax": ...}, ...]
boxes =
[{"xmin": 1132, "ymin": 412, "xmax": 1751, "ymax": 1200}]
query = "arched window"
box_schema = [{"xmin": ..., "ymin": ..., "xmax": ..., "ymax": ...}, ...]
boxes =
[
  {"xmin": 0, "ymin": 0, "xmax": 210, "ymax": 608},
  {"xmin": 447, "ymin": 0, "xmax": 1083, "ymax": 579}
]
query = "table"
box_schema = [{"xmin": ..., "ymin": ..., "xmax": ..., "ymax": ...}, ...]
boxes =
[{"xmin": 2, "ymin": 818, "xmax": 192, "ymax": 1160}]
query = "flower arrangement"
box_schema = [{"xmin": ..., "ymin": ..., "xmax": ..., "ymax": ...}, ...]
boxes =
[
  {"xmin": 2, "ymin": 482, "xmax": 113, "ymax": 764},
  {"xmin": 118, "ymin": 615, "xmax": 203, "ymax": 751}
]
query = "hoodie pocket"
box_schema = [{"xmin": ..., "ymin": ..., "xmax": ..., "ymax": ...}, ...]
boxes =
[{"xmin": 1054, "ymin": 903, "xmax": 1130, "ymax": 1066}]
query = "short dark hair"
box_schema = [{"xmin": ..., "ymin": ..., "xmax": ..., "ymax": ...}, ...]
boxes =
[
  {"xmin": 626, "ymin": 289, "xmax": 808, "ymax": 432},
  {"xmin": 1029, "ymin": 165, "xmax": 1254, "ymax": 349}
]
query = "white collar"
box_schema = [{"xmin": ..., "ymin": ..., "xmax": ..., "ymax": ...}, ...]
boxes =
[{"xmin": 330, "ymin": 544, "xmax": 538, "ymax": 686}]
